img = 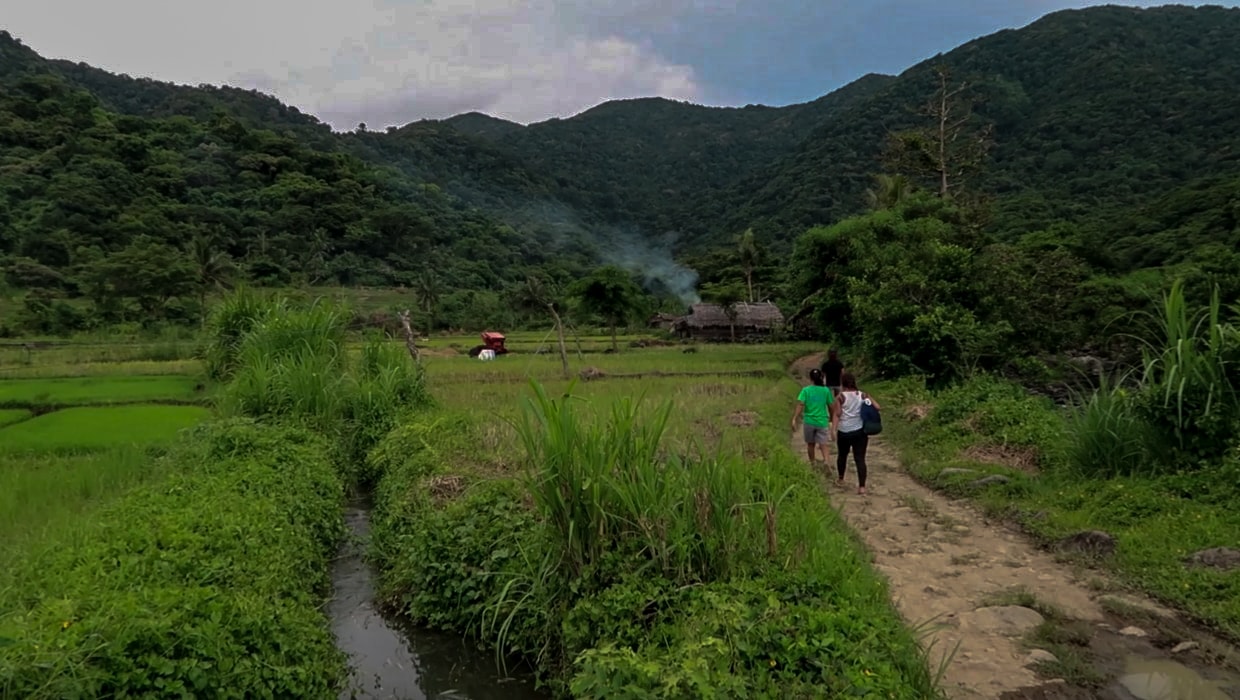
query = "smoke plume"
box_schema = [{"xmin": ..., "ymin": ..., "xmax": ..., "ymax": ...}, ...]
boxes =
[{"xmin": 508, "ymin": 199, "xmax": 700, "ymax": 306}]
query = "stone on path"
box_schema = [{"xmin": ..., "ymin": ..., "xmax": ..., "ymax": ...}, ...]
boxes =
[
  {"xmin": 958, "ymin": 606, "xmax": 1045, "ymax": 637},
  {"xmin": 1119, "ymin": 626, "xmax": 1148, "ymax": 638},
  {"xmin": 970, "ymin": 474, "xmax": 1011, "ymax": 487},
  {"xmin": 1056, "ymin": 530, "xmax": 1117, "ymax": 558},
  {"xmin": 1024, "ymin": 649, "xmax": 1059, "ymax": 666},
  {"xmin": 1185, "ymin": 547, "xmax": 1240, "ymax": 571},
  {"xmin": 1171, "ymin": 641, "xmax": 1199, "ymax": 654}
]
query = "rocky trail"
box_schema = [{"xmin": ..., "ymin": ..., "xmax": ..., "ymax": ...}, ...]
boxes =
[{"xmin": 788, "ymin": 354, "xmax": 1240, "ymax": 700}]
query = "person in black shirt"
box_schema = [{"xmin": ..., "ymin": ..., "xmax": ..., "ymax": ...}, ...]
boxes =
[{"xmin": 820, "ymin": 349, "xmax": 844, "ymax": 397}]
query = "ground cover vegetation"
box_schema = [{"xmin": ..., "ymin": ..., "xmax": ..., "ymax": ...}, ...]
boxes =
[
  {"xmin": 0, "ymin": 291, "xmax": 431, "ymax": 697},
  {"xmin": 876, "ymin": 281, "xmax": 1240, "ymax": 640}
]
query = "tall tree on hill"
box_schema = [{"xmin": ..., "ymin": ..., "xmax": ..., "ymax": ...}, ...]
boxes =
[
  {"xmin": 737, "ymin": 228, "xmax": 760, "ymax": 302},
  {"xmin": 884, "ymin": 65, "xmax": 993, "ymax": 202},
  {"xmin": 571, "ymin": 266, "xmax": 645, "ymax": 352}
]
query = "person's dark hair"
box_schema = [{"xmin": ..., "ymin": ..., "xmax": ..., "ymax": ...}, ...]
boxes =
[
  {"xmin": 809, "ymin": 368, "xmax": 825, "ymax": 386},
  {"xmin": 828, "ymin": 348, "xmax": 839, "ymax": 358},
  {"xmin": 840, "ymin": 371, "xmax": 858, "ymax": 390}
]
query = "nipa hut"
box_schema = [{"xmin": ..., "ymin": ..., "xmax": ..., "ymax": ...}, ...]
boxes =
[
  {"xmin": 674, "ymin": 302, "xmax": 785, "ymax": 341},
  {"xmin": 648, "ymin": 312, "xmax": 680, "ymax": 331}
]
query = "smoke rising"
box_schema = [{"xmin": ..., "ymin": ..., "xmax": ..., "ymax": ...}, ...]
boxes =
[
  {"xmin": 508, "ymin": 198, "xmax": 700, "ymax": 306},
  {"xmin": 597, "ymin": 227, "xmax": 700, "ymax": 307}
]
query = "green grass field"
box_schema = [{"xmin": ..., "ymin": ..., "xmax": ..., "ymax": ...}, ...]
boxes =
[
  {"xmin": 0, "ymin": 375, "xmax": 203, "ymax": 407},
  {"xmin": 0, "ymin": 405, "xmax": 210, "ymax": 454},
  {"xmin": 0, "ymin": 408, "xmax": 32, "ymax": 428},
  {"xmin": 0, "ymin": 448, "xmax": 160, "ymax": 551}
]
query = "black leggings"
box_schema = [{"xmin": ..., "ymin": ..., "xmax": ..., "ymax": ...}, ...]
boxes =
[{"xmin": 836, "ymin": 429, "xmax": 869, "ymax": 487}]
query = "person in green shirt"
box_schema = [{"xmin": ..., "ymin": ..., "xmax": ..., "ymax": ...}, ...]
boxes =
[{"xmin": 792, "ymin": 368, "xmax": 838, "ymax": 467}]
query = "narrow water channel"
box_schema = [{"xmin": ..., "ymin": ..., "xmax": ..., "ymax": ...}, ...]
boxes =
[{"xmin": 330, "ymin": 503, "xmax": 549, "ymax": 700}]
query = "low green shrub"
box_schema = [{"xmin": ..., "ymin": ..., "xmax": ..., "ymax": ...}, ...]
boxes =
[
  {"xmin": 924, "ymin": 375, "xmax": 1066, "ymax": 467},
  {"xmin": 569, "ymin": 576, "xmax": 938, "ymax": 699},
  {"xmin": 0, "ymin": 419, "xmax": 347, "ymax": 699}
]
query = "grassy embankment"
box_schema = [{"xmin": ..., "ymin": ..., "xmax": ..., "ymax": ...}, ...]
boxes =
[
  {"xmin": 878, "ymin": 283, "xmax": 1240, "ymax": 640},
  {"xmin": 367, "ymin": 342, "xmax": 948, "ymax": 698},
  {"xmin": 1, "ymin": 292, "xmax": 426, "ymax": 697}
]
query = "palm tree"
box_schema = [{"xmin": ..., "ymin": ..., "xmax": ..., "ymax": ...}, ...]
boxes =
[
  {"xmin": 517, "ymin": 275, "xmax": 569, "ymax": 378},
  {"xmin": 864, "ymin": 174, "xmax": 913, "ymax": 211},
  {"xmin": 187, "ymin": 234, "xmax": 236, "ymax": 324},
  {"xmin": 414, "ymin": 269, "xmax": 440, "ymax": 332}
]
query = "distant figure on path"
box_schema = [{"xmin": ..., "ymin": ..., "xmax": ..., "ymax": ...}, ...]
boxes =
[
  {"xmin": 835, "ymin": 371, "xmax": 880, "ymax": 495},
  {"xmin": 820, "ymin": 349, "xmax": 844, "ymax": 397},
  {"xmin": 793, "ymin": 368, "xmax": 838, "ymax": 468}
]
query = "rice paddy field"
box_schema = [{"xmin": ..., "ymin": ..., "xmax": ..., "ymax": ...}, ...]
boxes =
[
  {"xmin": 0, "ymin": 326, "xmax": 943, "ymax": 699},
  {"xmin": 0, "ymin": 345, "xmax": 213, "ymax": 555}
]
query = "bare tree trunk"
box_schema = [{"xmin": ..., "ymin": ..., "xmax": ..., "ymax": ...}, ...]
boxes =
[
  {"xmin": 397, "ymin": 309, "xmax": 422, "ymax": 367},
  {"xmin": 745, "ymin": 271, "xmax": 754, "ymax": 303},
  {"xmin": 548, "ymin": 304, "xmax": 569, "ymax": 378},
  {"xmin": 610, "ymin": 320, "xmax": 618, "ymax": 352},
  {"xmin": 938, "ymin": 70, "xmax": 950, "ymax": 198}
]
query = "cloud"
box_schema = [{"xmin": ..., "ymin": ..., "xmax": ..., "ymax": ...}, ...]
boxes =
[{"xmin": 5, "ymin": 0, "xmax": 701, "ymax": 130}]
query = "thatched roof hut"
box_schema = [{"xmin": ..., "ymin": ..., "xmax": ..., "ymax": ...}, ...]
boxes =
[
  {"xmin": 675, "ymin": 302, "xmax": 785, "ymax": 341},
  {"xmin": 648, "ymin": 312, "xmax": 680, "ymax": 330}
]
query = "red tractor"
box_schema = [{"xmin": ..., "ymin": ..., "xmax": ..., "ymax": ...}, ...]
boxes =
[{"xmin": 468, "ymin": 331, "xmax": 509, "ymax": 358}]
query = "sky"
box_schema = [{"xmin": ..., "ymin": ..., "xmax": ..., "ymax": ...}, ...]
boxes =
[{"xmin": 5, "ymin": 1, "xmax": 1239, "ymax": 130}]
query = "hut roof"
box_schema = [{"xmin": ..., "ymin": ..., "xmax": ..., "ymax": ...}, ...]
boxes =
[{"xmin": 683, "ymin": 302, "xmax": 784, "ymax": 329}]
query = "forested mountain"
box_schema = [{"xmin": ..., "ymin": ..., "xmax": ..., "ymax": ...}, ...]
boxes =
[
  {"xmin": 694, "ymin": 4, "xmax": 1240, "ymax": 253},
  {"xmin": 445, "ymin": 75, "xmax": 895, "ymax": 236},
  {"xmin": 4, "ymin": 3, "xmax": 1240, "ymax": 336},
  {"xmin": 0, "ymin": 30, "xmax": 593, "ymax": 332},
  {"xmin": 442, "ymin": 5, "xmax": 1240, "ymax": 263}
]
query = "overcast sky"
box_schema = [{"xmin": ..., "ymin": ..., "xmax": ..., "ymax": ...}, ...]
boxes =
[{"xmin": 6, "ymin": 1, "xmax": 1238, "ymax": 130}]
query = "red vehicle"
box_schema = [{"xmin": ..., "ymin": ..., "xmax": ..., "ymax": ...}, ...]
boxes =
[{"xmin": 469, "ymin": 331, "xmax": 509, "ymax": 358}]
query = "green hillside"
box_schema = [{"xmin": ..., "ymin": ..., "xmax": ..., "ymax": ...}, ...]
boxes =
[
  {"xmin": 4, "ymin": 4, "xmax": 1240, "ymax": 338},
  {"xmin": 703, "ymin": 4, "xmax": 1240, "ymax": 254}
]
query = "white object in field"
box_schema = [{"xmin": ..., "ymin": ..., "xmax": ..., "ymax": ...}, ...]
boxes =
[{"xmin": 478, "ymin": 348, "xmax": 496, "ymax": 361}]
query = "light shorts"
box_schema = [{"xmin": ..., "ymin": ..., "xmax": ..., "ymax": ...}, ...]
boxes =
[{"xmin": 803, "ymin": 424, "xmax": 830, "ymax": 445}]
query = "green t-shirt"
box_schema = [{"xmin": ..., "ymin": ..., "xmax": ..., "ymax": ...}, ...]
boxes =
[{"xmin": 797, "ymin": 385, "xmax": 835, "ymax": 428}]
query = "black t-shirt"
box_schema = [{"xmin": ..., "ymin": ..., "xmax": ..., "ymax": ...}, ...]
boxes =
[{"xmin": 821, "ymin": 358, "xmax": 844, "ymax": 386}]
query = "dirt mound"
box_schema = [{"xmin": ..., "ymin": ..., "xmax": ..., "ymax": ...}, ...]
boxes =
[
  {"xmin": 425, "ymin": 475, "xmax": 466, "ymax": 502},
  {"xmin": 903, "ymin": 404, "xmax": 932, "ymax": 422},
  {"xmin": 963, "ymin": 443, "xmax": 1040, "ymax": 472},
  {"xmin": 726, "ymin": 411, "xmax": 758, "ymax": 428},
  {"xmin": 579, "ymin": 367, "xmax": 606, "ymax": 381}
]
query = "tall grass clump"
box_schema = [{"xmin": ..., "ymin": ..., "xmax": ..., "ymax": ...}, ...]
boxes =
[
  {"xmin": 515, "ymin": 381, "xmax": 777, "ymax": 588},
  {"xmin": 219, "ymin": 301, "xmax": 349, "ymax": 421},
  {"xmin": 210, "ymin": 292, "xmax": 429, "ymax": 481},
  {"xmin": 1065, "ymin": 375, "xmax": 1156, "ymax": 478},
  {"xmin": 1135, "ymin": 280, "xmax": 1239, "ymax": 464},
  {"xmin": 201, "ymin": 286, "xmax": 273, "ymax": 381},
  {"xmin": 1067, "ymin": 281, "xmax": 1239, "ymax": 475},
  {"xmin": 344, "ymin": 333, "xmax": 431, "ymax": 478}
]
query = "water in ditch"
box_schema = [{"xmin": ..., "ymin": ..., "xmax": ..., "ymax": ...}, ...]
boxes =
[{"xmin": 330, "ymin": 503, "xmax": 548, "ymax": 700}]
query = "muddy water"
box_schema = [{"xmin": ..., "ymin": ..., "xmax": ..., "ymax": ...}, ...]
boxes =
[
  {"xmin": 330, "ymin": 504, "xmax": 548, "ymax": 700},
  {"xmin": 1113, "ymin": 657, "xmax": 1234, "ymax": 700}
]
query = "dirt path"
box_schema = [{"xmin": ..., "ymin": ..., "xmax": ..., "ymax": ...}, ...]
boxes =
[{"xmin": 786, "ymin": 355, "xmax": 1236, "ymax": 700}]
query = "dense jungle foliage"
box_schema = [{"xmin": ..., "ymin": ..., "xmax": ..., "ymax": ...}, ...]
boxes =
[{"xmin": 3, "ymin": 4, "xmax": 1240, "ymax": 357}]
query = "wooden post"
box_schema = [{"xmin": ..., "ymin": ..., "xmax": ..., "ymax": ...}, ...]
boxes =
[{"xmin": 397, "ymin": 310, "xmax": 422, "ymax": 367}]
